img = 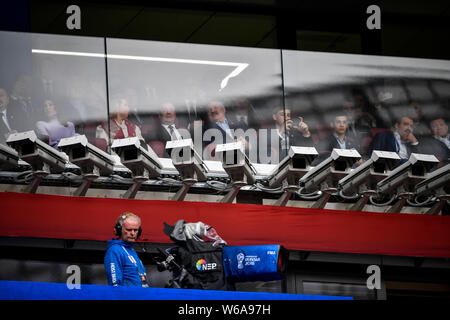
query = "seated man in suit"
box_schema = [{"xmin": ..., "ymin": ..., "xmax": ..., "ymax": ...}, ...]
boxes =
[
  {"xmin": 227, "ymin": 97, "xmax": 261, "ymax": 131},
  {"xmin": 418, "ymin": 116, "xmax": 450, "ymax": 164},
  {"xmin": 149, "ymin": 102, "xmax": 189, "ymax": 158},
  {"xmin": 205, "ymin": 101, "xmax": 235, "ymax": 140},
  {"xmin": 368, "ymin": 115, "xmax": 420, "ymax": 163},
  {"xmin": 313, "ymin": 114, "xmax": 361, "ymax": 166},
  {"xmin": 203, "ymin": 100, "xmax": 248, "ymax": 159},
  {"xmin": 430, "ymin": 117, "xmax": 450, "ymax": 152},
  {"xmin": 0, "ymin": 86, "xmax": 33, "ymax": 145}
]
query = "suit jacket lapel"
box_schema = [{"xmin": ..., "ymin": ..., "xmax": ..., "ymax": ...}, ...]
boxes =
[{"xmin": 159, "ymin": 125, "xmax": 172, "ymax": 143}]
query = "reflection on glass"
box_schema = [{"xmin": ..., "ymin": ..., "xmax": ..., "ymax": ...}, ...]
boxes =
[
  {"xmin": 95, "ymin": 96, "xmax": 146, "ymax": 150},
  {"xmin": 282, "ymin": 50, "xmax": 450, "ymax": 168},
  {"xmin": 0, "ymin": 86, "xmax": 34, "ymax": 145},
  {"xmin": 106, "ymin": 38, "xmax": 283, "ymax": 162},
  {"xmin": 2, "ymin": 30, "xmax": 449, "ymax": 168},
  {"xmin": 35, "ymin": 99, "xmax": 79, "ymax": 150},
  {"xmin": 0, "ymin": 31, "xmax": 108, "ymax": 152}
]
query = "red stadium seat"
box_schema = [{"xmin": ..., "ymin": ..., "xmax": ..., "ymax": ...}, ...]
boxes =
[
  {"xmin": 360, "ymin": 136, "xmax": 373, "ymax": 156},
  {"xmin": 149, "ymin": 141, "xmax": 165, "ymax": 157},
  {"xmin": 370, "ymin": 127, "xmax": 391, "ymax": 137},
  {"xmin": 95, "ymin": 138, "xmax": 108, "ymax": 152},
  {"xmin": 316, "ymin": 124, "xmax": 332, "ymax": 140}
]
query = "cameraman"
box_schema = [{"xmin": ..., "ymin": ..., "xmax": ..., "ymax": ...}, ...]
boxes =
[{"xmin": 104, "ymin": 213, "xmax": 149, "ymax": 287}]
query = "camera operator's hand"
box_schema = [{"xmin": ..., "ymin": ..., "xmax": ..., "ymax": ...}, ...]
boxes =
[{"xmin": 293, "ymin": 117, "xmax": 311, "ymax": 137}]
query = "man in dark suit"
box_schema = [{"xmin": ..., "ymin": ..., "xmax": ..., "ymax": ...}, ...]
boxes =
[
  {"xmin": 226, "ymin": 97, "xmax": 261, "ymax": 132},
  {"xmin": 204, "ymin": 101, "xmax": 236, "ymax": 141},
  {"xmin": 149, "ymin": 102, "xmax": 188, "ymax": 158},
  {"xmin": 367, "ymin": 116, "xmax": 420, "ymax": 162},
  {"xmin": 313, "ymin": 114, "xmax": 361, "ymax": 166},
  {"xmin": 418, "ymin": 117, "xmax": 450, "ymax": 164},
  {"xmin": 202, "ymin": 101, "xmax": 247, "ymax": 159},
  {"xmin": 265, "ymin": 106, "xmax": 314, "ymax": 164},
  {"xmin": 0, "ymin": 87, "xmax": 33, "ymax": 145}
]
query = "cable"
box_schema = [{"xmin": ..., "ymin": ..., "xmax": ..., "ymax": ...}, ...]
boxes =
[
  {"xmin": 206, "ymin": 180, "xmax": 233, "ymax": 192},
  {"xmin": 107, "ymin": 174, "xmax": 133, "ymax": 183},
  {"xmin": 158, "ymin": 177, "xmax": 183, "ymax": 186},
  {"xmin": 296, "ymin": 187, "xmax": 322, "ymax": 200},
  {"xmin": 369, "ymin": 194, "xmax": 397, "ymax": 207},
  {"xmin": 254, "ymin": 182, "xmax": 284, "ymax": 194},
  {"xmin": 406, "ymin": 195, "xmax": 434, "ymax": 207},
  {"xmin": 62, "ymin": 172, "xmax": 83, "ymax": 182},
  {"xmin": 13, "ymin": 171, "xmax": 34, "ymax": 183},
  {"xmin": 338, "ymin": 190, "xmax": 360, "ymax": 200}
]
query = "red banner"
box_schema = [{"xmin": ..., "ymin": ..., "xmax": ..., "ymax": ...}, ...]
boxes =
[{"xmin": 0, "ymin": 192, "xmax": 449, "ymax": 258}]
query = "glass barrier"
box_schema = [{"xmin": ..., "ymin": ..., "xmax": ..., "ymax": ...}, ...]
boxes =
[
  {"xmin": 105, "ymin": 38, "xmax": 284, "ymax": 163},
  {"xmin": 1, "ymin": 30, "xmax": 449, "ymax": 169},
  {"xmin": 0, "ymin": 31, "xmax": 108, "ymax": 151},
  {"xmin": 282, "ymin": 50, "xmax": 450, "ymax": 167}
]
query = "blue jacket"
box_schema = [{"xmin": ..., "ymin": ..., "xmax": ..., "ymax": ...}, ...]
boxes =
[{"xmin": 104, "ymin": 239, "xmax": 149, "ymax": 287}]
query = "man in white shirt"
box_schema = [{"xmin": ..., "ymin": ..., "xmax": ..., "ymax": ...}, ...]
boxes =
[
  {"xmin": 314, "ymin": 114, "xmax": 361, "ymax": 166},
  {"xmin": 203, "ymin": 101, "xmax": 250, "ymax": 160},
  {"xmin": 148, "ymin": 102, "xmax": 188, "ymax": 157},
  {"xmin": 417, "ymin": 117, "xmax": 450, "ymax": 163},
  {"xmin": 206, "ymin": 101, "xmax": 234, "ymax": 141},
  {"xmin": 368, "ymin": 116, "xmax": 420, "ymax": 163},
  {"xmin": 160, "ymin": 103, "xmax": 183, "ymax": 141},
  {"xmin": 430, "ymin": 117, "xmax": 450, "ymax": 150},
  {"xmin": 392, "ymin": 116, "xmax": 419, "ymax": 159}
]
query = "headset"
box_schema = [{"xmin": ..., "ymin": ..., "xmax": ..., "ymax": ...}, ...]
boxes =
[{"xmin": 114, "ymin": 212, "xmax": 142, "ymax": 239}]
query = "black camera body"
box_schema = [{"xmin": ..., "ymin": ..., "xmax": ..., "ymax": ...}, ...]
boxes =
[{"xmin": 154, "ymin": 247, "xmax": 182, "ymax": 273}]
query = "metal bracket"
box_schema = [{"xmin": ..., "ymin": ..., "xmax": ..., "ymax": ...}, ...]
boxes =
[
  {"xmin": 171, "ymin": 178, "xmax": 197, "ymax": 201},
  {"xmin": 74, "ymin": 166, "xmax": 100, "ymax": 197},
  {"xmin": 220, "ymin": 181, "xmax": 246, "ymax": 203}
]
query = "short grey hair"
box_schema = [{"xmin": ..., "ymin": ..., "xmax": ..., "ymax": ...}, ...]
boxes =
[{"xmin": 116, "ymin": 212, "xmax": 141, "ymax": 227}]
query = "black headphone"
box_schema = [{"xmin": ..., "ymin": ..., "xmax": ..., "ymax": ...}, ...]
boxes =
[{"xmin": 114, "ymin": 213, "xmax": 142, "ymax": 239}]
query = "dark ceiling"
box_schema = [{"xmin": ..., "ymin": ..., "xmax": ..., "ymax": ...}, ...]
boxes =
[{"xmin": 2, "ymin": 0, "xmax": 450, "ymax": 60}]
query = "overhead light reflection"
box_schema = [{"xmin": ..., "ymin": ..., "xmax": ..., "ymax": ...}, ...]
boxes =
[{"xmin": 31, "ymin": 49, "xmax": 249, "ymax": 91}]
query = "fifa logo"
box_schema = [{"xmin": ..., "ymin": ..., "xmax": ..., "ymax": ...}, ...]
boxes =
[{"xmin": 237, "ymin": 253, "xmax": 245, "ymax": 269}]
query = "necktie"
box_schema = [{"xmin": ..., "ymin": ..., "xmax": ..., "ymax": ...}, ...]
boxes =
[
  {"xmin": 2, "ymin": 112, "xmax": 11, "ymax": 132},
  {"xmin": 168, "ymin": 125, "xmax": 178, "ymax": 140}
]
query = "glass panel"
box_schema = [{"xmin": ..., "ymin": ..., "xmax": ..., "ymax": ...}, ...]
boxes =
[
  {"xmin": 282, "ymin": 50, "xmax": 450, "ymax": 167},
  {"xmin": 105, "ymin": 38, "xmax": 283, "ymax": 163},
  {"xmin": 0, "ymin": 31, "xmax": 108, "ymax": 151},
  {"xmin": 303, "ymin": 281, "xmax": 376, "ymax": 300}
]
